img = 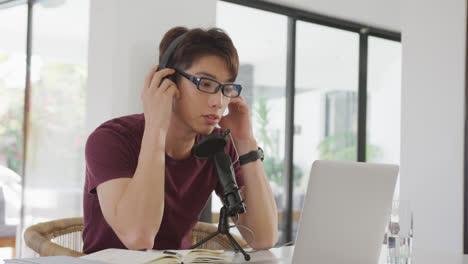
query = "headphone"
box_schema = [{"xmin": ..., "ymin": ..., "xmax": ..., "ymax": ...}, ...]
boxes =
[{"xmin": 158, "ymin": 32, "xmax": 187, "ymax": 83}]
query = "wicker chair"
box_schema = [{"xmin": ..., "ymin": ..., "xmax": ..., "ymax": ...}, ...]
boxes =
[{"xmin": 24, "ymin": 217, "xmax": 246, "ymax": 257}]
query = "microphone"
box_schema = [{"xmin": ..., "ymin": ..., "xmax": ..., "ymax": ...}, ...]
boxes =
[
  {"xmin": 192, "ymin": 130, "xmax": 246, "ymax": 216},
  {"xmin": 213, "ymin": 152, "xmax": 246, "ymax": 216},
  {"xmin": 191, "ymin": 130, "xmax": 230, "ymax": 159}
]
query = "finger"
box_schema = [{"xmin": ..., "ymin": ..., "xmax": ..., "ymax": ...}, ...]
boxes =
[
  {"xmin": 166, "ymin": 84, "xmax": 180, "ymax": 99},
  {"xmin": 158, "ymin": 78, "xmax": 176, "ymax": 93},
  {"xmin": 227, "ymin": 97, "xmax": 243, "ymax": 110},
  {"xmin": 228, "ymin": 97, "xmax": 243, "ymax": 105},
  {"xmin": 228, "ymin": 96, "xmax": 250, "ymax": 113},
  {"xmin": 144, "ymin": 65, "xmax": 159, "ymax": 89},
  {"xmin": 229, "ymin": 94, "xmax": 246, "ymax": 104},
  {"xmin": 149, "ymin": 68, "xmax": 175, "ymax": 90},
  {"xmin": 226, "ymin": 94, "xmax": 245, "ymax": 104}
]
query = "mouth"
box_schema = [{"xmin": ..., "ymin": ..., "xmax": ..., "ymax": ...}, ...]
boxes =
[{"xmin": 202, "ymin": 114, "xmax": 220, "ymax": 125}]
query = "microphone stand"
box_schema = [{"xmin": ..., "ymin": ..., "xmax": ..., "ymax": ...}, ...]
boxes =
[
  {"xmin": 189, "ymin": 129, "xmax": 250, "ymax": 261},
  {"xmin": 190, "ymin": 207, "xmax": 251, "ymax": 261}
]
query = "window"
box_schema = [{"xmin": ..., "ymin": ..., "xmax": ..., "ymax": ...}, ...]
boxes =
[
  {"xmin": 0, "ymin": 3, "xmax": 27, "ymax": 258},
  {"xmin": 367, "ymin": 37, "xmax": 401, "ymax": 164},
  {"xmin": 367, "ymin": 36, "xmax": 402, "ymax": 198},
  {"xmin": 293, "ymin": 21, "xmax": 359, "ymax": 239},
  {"xmin": 16, "ymin": 0, "xmax": 89, "ymax": 256},
  {"xmin": 216, "ymin": 0, "xmax": 401, "ymax": 242},
  {"xmin": 215, "ymin": 1, "xmax": 288, "ymax": 233}
]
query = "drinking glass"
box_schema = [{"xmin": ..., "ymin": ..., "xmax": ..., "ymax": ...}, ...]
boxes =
[{"xmin": 386, "ymin": 200, "xmax": 413, "ymax": 264}]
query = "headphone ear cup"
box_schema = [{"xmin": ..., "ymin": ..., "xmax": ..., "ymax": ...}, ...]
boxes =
[
  {"xmin": 167, "ymin": 75, "xmax": 177, "ymax": 83},
  {"xmin": 159, "ymin": 75, "xmax": 176, "ymax": 88}
]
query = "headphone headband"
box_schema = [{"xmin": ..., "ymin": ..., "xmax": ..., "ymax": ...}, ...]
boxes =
[{"xmin": 159, "ymin": 32, "xmax": 187, "ymax": 69}]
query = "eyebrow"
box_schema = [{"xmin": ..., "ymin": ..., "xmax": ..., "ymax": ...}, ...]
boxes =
[{"xmin": 194, "ymin": 71, "xmax": 235, "ymax": 83}]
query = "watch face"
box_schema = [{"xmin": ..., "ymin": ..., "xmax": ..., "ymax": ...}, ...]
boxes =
[{"xmin": 257, "ymin": 147, "xmax": 264, "ymax": 160}]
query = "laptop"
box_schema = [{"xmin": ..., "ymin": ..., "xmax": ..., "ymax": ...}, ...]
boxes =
[{"xmin": 292, "ymin": 160, "xmax": 398, "ymax": 264}]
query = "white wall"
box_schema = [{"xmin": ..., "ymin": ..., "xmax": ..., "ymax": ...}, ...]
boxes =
[
  {"xmin": 86, "ymin": 0, "xmax": 216, "ymax": 134},
  {"xmin": 400, "ymin": 0, "xmax": 466, "ymax": 255},
  {"xmin": 264, "ymin": 0, "xmax": 401, "ymax": 31}
]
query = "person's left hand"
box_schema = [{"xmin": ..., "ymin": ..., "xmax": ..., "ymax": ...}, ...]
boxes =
[{"xmin": 219, "ymin": 95, "xmax": 255, "ymax": 144}]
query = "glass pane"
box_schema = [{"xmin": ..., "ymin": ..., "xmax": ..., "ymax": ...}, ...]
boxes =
[
  {"xmin": 21, "ymin": 0, "xmax": 89, "ymax": 256},
  {"xmin": 293, "ymin": 21, "xmax": 359, "ymax": 238},
  {"xmin": 0, "ymin": 3, "xmax": 27, "ymax": 259},
  {"xmin": 367, "ymin": 36, "xmax": 402, "ymax": 198},
  {"xmin": 216, "ymin": 1, "xmax": 287, "ymax": 237}
]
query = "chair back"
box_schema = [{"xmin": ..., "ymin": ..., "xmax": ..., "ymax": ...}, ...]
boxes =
[{"xmin": 24, "ymin": 217, "xmax": 84, "ymax": 257}]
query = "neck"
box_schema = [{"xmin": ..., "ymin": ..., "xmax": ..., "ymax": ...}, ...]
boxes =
[{"xmin": 164, "ymin": 117, "xmax": 197, "ymax": 160}]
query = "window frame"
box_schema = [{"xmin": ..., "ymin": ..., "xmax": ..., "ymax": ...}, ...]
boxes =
[{"xmin": 220, "ymin": 0, "xmax": 401, "ymax": 242}]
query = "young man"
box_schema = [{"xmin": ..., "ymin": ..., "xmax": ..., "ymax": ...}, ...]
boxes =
[{"xmin": 82, "ymin": 27, "xmax": 278, "ymax": 254}]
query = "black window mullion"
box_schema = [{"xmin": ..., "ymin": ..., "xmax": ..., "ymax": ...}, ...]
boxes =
[
  {"xmin": 357, "ymin": 29, "xmax": 369, "ymax": 162},
  {"xmin": 464, "ymin": 0, "xmax": 468, "ymax": 254},
  {"xmin": 18, "ymin": 0, "xmax": 34, "ymax": 257},
  {"xmin": 282, "ymin": 17, "xmax": 296, "ymax": 243}
]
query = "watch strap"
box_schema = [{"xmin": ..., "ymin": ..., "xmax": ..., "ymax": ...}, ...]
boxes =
[{"xmin": 239, "ymin": 147, "xmax": 264, "ymax": 166}]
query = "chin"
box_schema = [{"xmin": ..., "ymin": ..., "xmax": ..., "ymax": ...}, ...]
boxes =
[{"xmin": 194, "ymin": 125, "xmax": 216, "ymax": 136}]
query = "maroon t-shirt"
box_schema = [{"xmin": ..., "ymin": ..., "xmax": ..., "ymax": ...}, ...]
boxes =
[{"xmin": 82, "ymin": 114, "xmax": 244, "ymax": 254}]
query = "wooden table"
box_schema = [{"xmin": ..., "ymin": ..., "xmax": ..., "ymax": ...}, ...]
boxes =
[{"xmin": 0, "ymin": 236, "xmax": 16, "ymax": 258}]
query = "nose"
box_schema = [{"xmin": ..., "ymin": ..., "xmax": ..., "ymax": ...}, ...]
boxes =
[{"xmin": 207, "ymin": 89, "xmax": 226, "ymax": 109}]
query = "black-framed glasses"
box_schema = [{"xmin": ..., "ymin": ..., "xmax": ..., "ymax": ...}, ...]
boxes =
[{"xmin": 175, "ymin": 68, "xmax": 242, "ymax": 98}]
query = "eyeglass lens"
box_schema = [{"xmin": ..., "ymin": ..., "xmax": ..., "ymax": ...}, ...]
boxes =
[{"xmin": 198, "ymin": 78, "xmax": 239, "ymax": 97}]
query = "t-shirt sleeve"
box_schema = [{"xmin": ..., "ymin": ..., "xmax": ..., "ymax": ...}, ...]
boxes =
[
  {"xmin": 85, "ymin": 126, "xmax": 136, "ymax": 194},
  {"xmin": 214, "ymin": 135, "xmax": 245, "ymax": 197}
]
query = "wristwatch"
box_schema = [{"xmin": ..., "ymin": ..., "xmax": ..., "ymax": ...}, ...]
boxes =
[{"xmin": 239, "ymin": 147, "xmax": 264, "ymax": 166}]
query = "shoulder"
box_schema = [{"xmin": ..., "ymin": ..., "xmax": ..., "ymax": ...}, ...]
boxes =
[
  {"xmin": 89, "ymin": 114, "xmax": 144, "ymax": 141},
  {"xmin": 86, "ymin": 114, "xmax": 145, "ymax": 157},
  {"xmin": 96, "ymin": 113, "xmax": 145, "ymax": 135}
]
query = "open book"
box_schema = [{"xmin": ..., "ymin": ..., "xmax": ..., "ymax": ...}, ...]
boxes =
[{"xmin": 81, "ymin": 248, "xmax": 232, "ymax": 264}]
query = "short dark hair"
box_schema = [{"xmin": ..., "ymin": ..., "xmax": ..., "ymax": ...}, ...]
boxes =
[{"xmin": 159, "ymin": 26, "xmax": 239, "ymax": 81}]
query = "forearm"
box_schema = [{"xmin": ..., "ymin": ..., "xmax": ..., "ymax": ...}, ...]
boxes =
[
  {"xmin": 115, "ymin": 127, "xmax": 166, "ymax": 244},
  {"xmin": 236, "ymin": 140, "xmax": 278, "ymax": 249}
]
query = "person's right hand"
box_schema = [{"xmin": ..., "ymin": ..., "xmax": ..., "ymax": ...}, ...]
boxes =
[{"xmin": 141, "ymin": 65, "xmax": 180, "ymax": 133}]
